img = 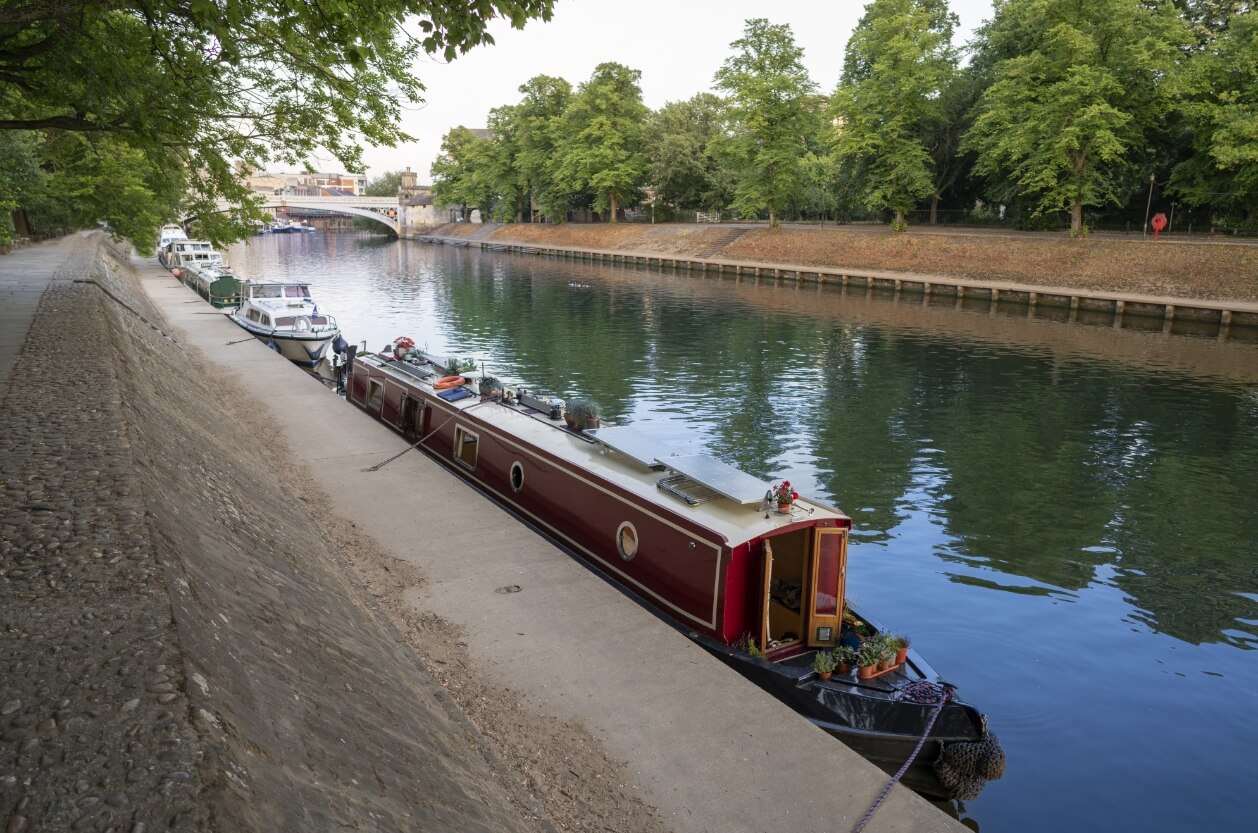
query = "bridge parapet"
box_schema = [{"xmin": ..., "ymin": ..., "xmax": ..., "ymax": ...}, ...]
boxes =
[{"xmin": 213, "ymin": 195, "xmax": 403, "ymax": 235}]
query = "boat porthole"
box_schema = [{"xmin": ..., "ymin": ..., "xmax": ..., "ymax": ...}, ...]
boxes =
[
  {"xmin": 510, "ymin": 461, "xmax": 524, "ymax": 493},
  {"xmin": 616, "ymin": 522, "xmax": 638, "ymax": 561}
]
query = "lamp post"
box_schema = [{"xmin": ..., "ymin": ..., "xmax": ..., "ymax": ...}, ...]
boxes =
[
  {"xmin": 1169, "ymin": 201, "xmax": 1176, "ymax": 234},
  {"xmin": 1143, "ymin": 173, "xmax": 1155, "ymax": 238}
]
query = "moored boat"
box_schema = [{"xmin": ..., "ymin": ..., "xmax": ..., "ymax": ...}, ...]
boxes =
[
  {"xmin": 179, "ymin": 262, "xmax": 242, "ymax": 308},
  {"xmin": 345, "ymin": 341, "xmax": 1006, "ymax": 801},
  {"xmin": 228, "ymin": 279, "xmax": 341, "ymax": 367},
  {"xmin": 156, "ymin": 223, "xmax": 187, "ymax": 253},
  {"xmin": 159, "ymin": 239, "xmax": 224, "ymax": 275}
]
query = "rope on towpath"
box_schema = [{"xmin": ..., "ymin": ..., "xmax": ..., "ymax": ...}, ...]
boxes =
[
  {"xmin": 362, "ymin": 399, "xmax": 489, "ymax": 472},
  {"xmin": 851, "ymin": 681, "xmax": 954, "ymax": 833}
]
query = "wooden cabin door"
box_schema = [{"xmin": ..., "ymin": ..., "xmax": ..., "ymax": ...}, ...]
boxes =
[
  {"xmin": 759, "ymin": 539, "xmax": 774, "ymax": 652},
  {"xmin": 805, "ymin": 528, "xmax": 848, "ymax": 648}
]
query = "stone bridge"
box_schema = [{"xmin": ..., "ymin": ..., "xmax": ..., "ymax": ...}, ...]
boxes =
[{"xmin": 210, "ymin": 195, "xmax": 425, "ymax": 237}]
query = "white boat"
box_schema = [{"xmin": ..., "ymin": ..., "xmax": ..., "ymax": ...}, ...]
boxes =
[
  {"xmin": 159, "ymin": 239, "xmax": 224, "ymax": 274},
  {"xmin": 156, "ymin": 223, "xmax": 187, "ymax": 252},
  {"xmin": 228, "ymin": 279, "xmax": 341, "ymax": 367}
]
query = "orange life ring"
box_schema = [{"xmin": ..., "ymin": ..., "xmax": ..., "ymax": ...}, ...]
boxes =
[{"xmin": 433, "ymin": 375, "xmax": 464, "ymax": 390}]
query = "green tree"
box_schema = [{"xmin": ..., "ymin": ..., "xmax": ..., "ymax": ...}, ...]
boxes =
[
  {"xmin": 0, "ymin": 0, "xmax": 554, "ymax": 247},
  {"xmin": 512, "ymin": 76, "xmax": 572, "ymax": 222},
  {"xmin": 712, "ymin": 19, "xmax": 819, "ymax": 227},
  {"xmin": 1167, "ymin": 10, "xmax": 1258, "ymax": 222},
  {"xmin": 364, "ymin": 171, "xmax": 404, "ymax": 197},
  {"xmin": 552, "ymin": 63, "xmax": 648, "ymax": 222},
  {"xmin": 963, "ymin": 0, "xmax": 1191, "ymax": 234},
  {"xmin": 646, "ymin": 93, "xmax": 731, "ymax": 213},
  {"xmin": 431, "ymin": 127, "xmax": 497, "ymax": 221},
  {"xmin": 831, "ymin": 0, "xmax": 959, "ymax": 229}
]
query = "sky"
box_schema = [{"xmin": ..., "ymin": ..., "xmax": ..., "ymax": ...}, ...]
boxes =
[{"xmin": 347, "ymin": 0, "xmax": 996, "ymax": 180}]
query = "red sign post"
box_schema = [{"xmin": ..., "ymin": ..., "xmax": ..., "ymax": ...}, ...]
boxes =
[{"xmin": 1151, "ymin": 213, "xmax": 1167, "ymax": 240}]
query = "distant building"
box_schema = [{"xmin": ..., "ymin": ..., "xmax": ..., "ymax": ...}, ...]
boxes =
[{"xmin": 241, "ymin": 170, "xmax": 367, "ymax": 196}]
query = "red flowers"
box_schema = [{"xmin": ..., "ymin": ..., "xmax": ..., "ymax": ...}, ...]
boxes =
[{"xmin": 771, "ymin": 481, "xmax": 798, "ymax": 505}]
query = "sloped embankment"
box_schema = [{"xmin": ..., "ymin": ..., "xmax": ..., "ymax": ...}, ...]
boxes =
[
  {"xmin": 427, "ymin": 222, "xmax": 1258, "ymax": 304},
  {"xmin": 0, "ymin": 235, "xmax": 538, "ymax": 832}
]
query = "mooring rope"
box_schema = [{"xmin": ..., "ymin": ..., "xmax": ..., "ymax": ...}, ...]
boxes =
[
  {"xmin": 851, "ymin": 681, "xmax": 954, "ymax": 833},
  {"xmin": 361, "ymin": 398, "xmax": 489, "ymax": 472}
]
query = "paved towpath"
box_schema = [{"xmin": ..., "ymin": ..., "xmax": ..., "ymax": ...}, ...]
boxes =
[
  {"xmin": 0, "ymin": 234, "xmax": 91, "ymax": 388},
  {"xmin": 139, "ymin": 252, "xmax": 969, "ymax": 832}
]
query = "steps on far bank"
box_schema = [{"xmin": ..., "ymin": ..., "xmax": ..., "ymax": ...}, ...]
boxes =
[{"xmin": 694, "ymin": 226, "xmax": 750, "ymax": 259}]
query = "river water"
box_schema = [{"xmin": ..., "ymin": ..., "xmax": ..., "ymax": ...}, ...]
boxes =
[{"xmin": 229, "ymin": 231, "xmax": 1258, "ymax": 833}]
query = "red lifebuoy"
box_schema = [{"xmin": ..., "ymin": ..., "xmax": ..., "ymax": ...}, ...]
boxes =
[{"xmin": 433, "ymin": 375, "xmax": 464, "ymax": 390}]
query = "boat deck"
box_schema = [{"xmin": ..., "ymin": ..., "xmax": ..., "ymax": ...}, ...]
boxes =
[{"xmin": 359, "ymin": 352, "xmax": 849, "ymax": 545}]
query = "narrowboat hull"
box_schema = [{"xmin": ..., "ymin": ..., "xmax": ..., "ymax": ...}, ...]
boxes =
[{"xmin": 346, "ymin": 350, "xmax": 1005, "ymax": 801}]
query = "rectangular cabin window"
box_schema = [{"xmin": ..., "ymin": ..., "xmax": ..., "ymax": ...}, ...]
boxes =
[
  {"xmin": 453, "ymin": 426, "xmax": 478, "ymax": 470},
  {"xmin": 284, "ymin": 286, "xmax": 310, "ymax": 298},
  {"xmin": 367, "ymin": 380, "xmax": 384, "ymax": 410},
  {"xmin": 275, "ymin": 316, "xmax": 295, "ymax": 326},
  {"xmin": 246, "ymin": 309, "xmax": 260, "ymax": 322},
  {"xmin": 309, "ymin": 316, "xmax": 328, "ymax": 325}
]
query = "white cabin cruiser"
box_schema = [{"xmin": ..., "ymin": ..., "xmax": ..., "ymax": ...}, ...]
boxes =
[
  {"xmin": 160, "ymin": 239, "xmax": 224, "ymax": 274},
  {"xmin": 228, "ymin": 279, "xmax": 341, "ymax": 368},
  {"xmin": 156, "ymin": 223, "xmax": 187, "ymax": 252}
]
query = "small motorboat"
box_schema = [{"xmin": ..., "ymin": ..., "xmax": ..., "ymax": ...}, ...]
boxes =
[{"xmin": 228, "ymin": 279, "xmax": 341, "ymax": 368}]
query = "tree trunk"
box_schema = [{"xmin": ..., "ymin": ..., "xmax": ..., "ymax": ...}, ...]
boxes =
[
  {"xmin": 929, "ymin": 195, "xmax": 939, "ymax": 225},
  {"xmin": 609, "ymin": 191, "xmax": 617, "ymax": 224},
  {"xmin": 1071, "ymin": 201, "xmax": 1082, "ymax": 234},
  {"xmin": 768, "ymin": 201, "xmax": 777, "ymax": 228},
  {"xmin": 894, "ymin": 209, "xmax": 906, "ymax": 228}
]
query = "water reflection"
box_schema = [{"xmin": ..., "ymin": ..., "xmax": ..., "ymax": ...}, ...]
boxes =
[{"xmin": 228, "ymin": 233, "xmax": 1258, "ymax": 833}]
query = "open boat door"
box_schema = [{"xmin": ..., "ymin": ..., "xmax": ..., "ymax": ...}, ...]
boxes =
[
  {"xmin": 759, "ymin": 539, "xmax": 774, "ymax": 652},
  {"xmin": 806, "ymin": 528, "xmax": 847, "ymax": 648}
]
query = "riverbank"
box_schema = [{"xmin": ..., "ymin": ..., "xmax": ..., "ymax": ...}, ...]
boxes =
[
  {"xmin": 1, "ymin": 234, "xmax": 965, "ymax": 832},
  {"xmin": 432, "ymin": 222, "xmax": 1258, "ymax": 304}
]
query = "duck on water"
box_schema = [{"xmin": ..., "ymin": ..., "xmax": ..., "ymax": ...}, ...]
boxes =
[{"xmin": 346, "ymin": 337, "xmax": 1006, "ymax": 801}]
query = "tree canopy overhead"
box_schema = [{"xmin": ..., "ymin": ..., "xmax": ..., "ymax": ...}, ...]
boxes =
[{"xmin": 0, "ymin": 0, "xmax": 554, "ymax": 245}]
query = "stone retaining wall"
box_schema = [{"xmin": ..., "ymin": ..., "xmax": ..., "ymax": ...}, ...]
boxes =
[{"xmin": 0, "ymin": 236, "xmax": 536, "ymax": 833}]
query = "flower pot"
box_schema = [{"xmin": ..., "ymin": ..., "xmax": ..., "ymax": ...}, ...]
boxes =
[
  {"xmin": 895, "ymin": 647, "xmax": 908, "ymax": 665},
  {"xmin": 836, "ymin": 663, "xmax": 852, "ymax": 674},
  {"xmin": 818, "ymin": 671, "xmax": 832, "ymax": 682},
  {"xmin": 857, "ymin": 663, "xmax": 877, "ymax": 680},
  {"xmin": 879, "ymin": 658, "xmax": 894, "ymax": 671},
  {"xmin": 776, "ymin": 502, "xmax": 791, "ymax": 514}
]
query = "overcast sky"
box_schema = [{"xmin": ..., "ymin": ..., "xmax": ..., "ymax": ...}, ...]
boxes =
[{"xmin": 347, "ymin": 0, "xmax": 995, "ymax": 180}]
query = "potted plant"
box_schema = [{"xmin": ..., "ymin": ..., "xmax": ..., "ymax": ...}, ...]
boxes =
[
  {"xmin": 566, "ymin": 397, "xmax": 601, "ymax": 430},
  {"xmin": 478, "ymin": 375, "xmax": 502, "ymax": 400},
  {"xmin": 813, "ymin": 650, "xmax": 836, "ymax": 682},
  {"xmin": 889, "ymin": 633, "xmax": 910, "ymax": 665},
  {"xmin": 770, "ymin": 480, "xmax": 799, "ymax": 513},
  {"xmin": 737, "ymin": 633, "xmax": 765, "ymax": 660},
  {"xmin": 869, "ymin": 636, "xmax": 895, "ymax": 670},
  {"xmin": 833, "ymin": 644, "xmax": 858, "ymax": 674},
  {"xmin": 857, "ymin": 642, "xmax": 881, "ymax": 680}
]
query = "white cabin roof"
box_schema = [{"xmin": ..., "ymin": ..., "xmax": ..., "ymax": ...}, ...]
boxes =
[{"xmin": 361, "ymin": 354, "xmax": 848, "ymax": 545}]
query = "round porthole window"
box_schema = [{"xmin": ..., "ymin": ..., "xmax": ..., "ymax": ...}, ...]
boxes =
[
  {"xmin": 616, "ymin": 522, "xmax": 638, "ymax": 561},
  {"xmin": 510, "ymin": 461, "xmax": 524, "ymax": 493}
]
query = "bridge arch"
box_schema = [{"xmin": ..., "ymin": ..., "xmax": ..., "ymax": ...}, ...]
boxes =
[{"xmin": 204, "ymin": 196, "xmax": 403, "ymax": 236}]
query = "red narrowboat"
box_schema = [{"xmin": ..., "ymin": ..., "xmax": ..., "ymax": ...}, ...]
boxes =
[{"xmin": 347, "ymin": 342, "xmax": 1005, "ymax": 800}]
